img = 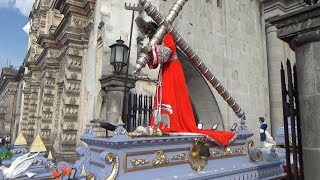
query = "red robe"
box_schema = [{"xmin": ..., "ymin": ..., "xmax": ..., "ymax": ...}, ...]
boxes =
[{"xmin": 149, "ymin": 34, "xmax": 236, "ymax": 146}]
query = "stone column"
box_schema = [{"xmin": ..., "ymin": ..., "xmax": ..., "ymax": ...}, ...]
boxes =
[
  {"xmin": 270, "ymin": 4, "xmax": 320, "ymax": 179},
  {"xmin": 265, "ymin": 23, "xmax": 296, "ymax": 136},
  {"xmin": 265, "ymin": 23, "xmax": 286, "ymax": 136},
  {"xmin": 100, "ymin": 74, "xmax": 136, "ymax": 134}
]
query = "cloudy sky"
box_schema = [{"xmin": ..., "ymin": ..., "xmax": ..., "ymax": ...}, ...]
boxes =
[{"xmin": 0, "ymin": 0, "xmax": 35, "ymax": 70}]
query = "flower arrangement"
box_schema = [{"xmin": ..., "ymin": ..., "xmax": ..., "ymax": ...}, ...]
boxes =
[{"xmin": 50, "ymin": 167, "xmax": 72, "ymax": 180}]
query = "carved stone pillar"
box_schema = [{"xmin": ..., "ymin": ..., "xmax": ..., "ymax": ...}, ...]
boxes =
[
  {"xmin": 51, "ymin": 0, "xmax": 96, "ymax": 159},
  {"xmin": 21, "ymin": 82, "xmax": 31, "ymax": 142},
  {"xmin": 270, "ymin": 4, "xmax": 320, "ymax": 179},
  {"xmin": 39, "ymin": 68, "xmax": 58, "ymax": 148},
  {"xmin": 100, "ymin": 74, "xmax": 136, "ymax": 134},
  {"xmin": 27, "ymin": 71, "xmax": 41, "ymax": 142}
]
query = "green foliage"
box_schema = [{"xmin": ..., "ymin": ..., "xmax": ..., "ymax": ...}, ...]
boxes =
[{"xmin": 0, "ymin": 150, "xmax": 13, "ymax": 160}]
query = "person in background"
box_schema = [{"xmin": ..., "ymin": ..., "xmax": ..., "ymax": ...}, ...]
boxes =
[
  {"xmin": 5, "ymin": 136, "xmax": 10, "ymax": 145},
  {"xmin": 1, "ymin": 136, "xmax": 6, "ymax": 147}
]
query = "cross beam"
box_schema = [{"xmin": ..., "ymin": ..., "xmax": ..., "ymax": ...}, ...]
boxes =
[
  {"xmin": 135, "ymin": 0, "xmax": 246, "ymax": 121},
  {"xmin": 134, "ymin": 0, "xmax": 188, "ymax": 73}
]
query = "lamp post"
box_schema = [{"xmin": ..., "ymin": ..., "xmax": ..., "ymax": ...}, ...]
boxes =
[
  {"xmin": 109, "ymin": 38, "xmax": 129, "ymax": 74},
  {"xmin": 99, "ymin": 4, "xmax": 140, "ymax": 133}
]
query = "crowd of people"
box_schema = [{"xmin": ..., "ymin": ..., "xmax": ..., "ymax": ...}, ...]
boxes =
[{"xmin": 0, "ymin": 136, "xmax": 10, "ymax": 149}]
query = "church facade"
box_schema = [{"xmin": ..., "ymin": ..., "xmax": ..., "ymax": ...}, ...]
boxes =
[{"xmin": 5, "ymin": 0, "xmax": 307, "ymax": 158}]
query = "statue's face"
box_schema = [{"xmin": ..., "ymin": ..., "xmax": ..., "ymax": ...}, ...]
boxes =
[{"xmin": 146, "ymin": 29, "xmax": 155, "ymax": 39}]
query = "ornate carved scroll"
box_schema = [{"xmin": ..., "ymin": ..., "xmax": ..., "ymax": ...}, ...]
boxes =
[
  {"xmin": 247, "ymin": 140, "xmax": 263, "ymax": 162},
  {"xmin": 105, "ymin": 153, "xmax": 119, "ymax": 180}
]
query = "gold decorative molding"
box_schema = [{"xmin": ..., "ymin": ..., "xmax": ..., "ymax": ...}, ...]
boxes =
[
  {"xmin": 130, "ymin": 159, "xmax": 149, "ymax": 167},
  {"xmin": 123, "ymin": 147, "xmax": 189, "ymax": 173},
  {"xmin": 208, "ymin": 146, "xmax": 246, "ymax": 161},
  {"xmin": 105, "ymin": 153, "xmax": 119, "ymax": 180},
  {"xmin": 210, "ymin": 150, "xmax": 220, "ymax": 157},
  {"xmin": 171, "ymin": 153, "xmax": 186, "ymax": 160},
  {"xmin": 86, "ymin": 173, "xmax": 95, "ymax": 180},
  {"xmin": 14, "ymin": 132, "xmax": 28, "ymax": 146},
  {"xmin": 247, "ymin": 140, "xmax": 263, "ymax": 162},
  {"xmin": 233, "ymin": 147, "xmax": 245, "ymax": 154},
  {"xmin": 152, "ymin": 151, "xmax": 170, "ymax": 166},
  {"xmin": 189, "ymin": 138, "xmax": 208, "ymax": 171},
  {"xmin": 221, "ymin": 147, "xmax": 233, "ymax": 156}
]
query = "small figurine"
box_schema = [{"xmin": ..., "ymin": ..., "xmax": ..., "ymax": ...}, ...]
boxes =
[{"xmin": 259, "ymin": 117, "xmax": 276, "ymax": 148}]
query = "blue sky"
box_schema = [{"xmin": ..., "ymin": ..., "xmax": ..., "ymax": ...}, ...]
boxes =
[{"xmin": 0, "ymin": 0, "xmax": 35, "ymax": 70}]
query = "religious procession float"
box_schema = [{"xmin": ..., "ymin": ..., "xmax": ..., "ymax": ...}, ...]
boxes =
[{"xmin": 0, "ymin": 0, "xmax": 287, "ymax": 179}]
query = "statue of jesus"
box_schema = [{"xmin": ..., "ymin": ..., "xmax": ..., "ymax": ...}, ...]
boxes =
[{"xmin": 136, "ymin": 18, "xmax": 236, "ymax": 146}]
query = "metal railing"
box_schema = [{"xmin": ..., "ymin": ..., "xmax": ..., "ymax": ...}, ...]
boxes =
[
  {"xmin": 125, "ymin": 93, "xmax": 153, "ymax": 132},
  {"xmin": 280, "ymin": 59, "xmax": 304, "ymax": 180}
]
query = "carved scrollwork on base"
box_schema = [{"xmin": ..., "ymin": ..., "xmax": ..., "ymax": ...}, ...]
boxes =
[
  {"xmin": 131, "ymin": 159, "xmax": 149, "ymax": 166},
  {"xmin": 105, "ymin": 153, "xmax": 119, "ymax": 180},
  {"xmin": 171, "ymin": 153, "xmax": 186, "ymax": 160},
  {"xmin": 152, "ymin": 151, "xmax": 170, "ymax": 166},
  {"xmin": 221, "ymin": 147, "xmax": 233, "ymax": 156},
  {"xmin": 233, "ymin": 147, "xmax": 245, "ymax": 154},
  {"xmin": 210, "ymin": 150, "xmax": 220, "ymax": 157},
  {"xmin": 189, "ymin": 138, "xmax": 209, "ymax": 171},
  {"xmin": 247, "ymin": 139, "xmax": 263, "ymax": 162},
  {"xmin": 86, "ymin": 173, "xmax": 95, "ymax": 180}
]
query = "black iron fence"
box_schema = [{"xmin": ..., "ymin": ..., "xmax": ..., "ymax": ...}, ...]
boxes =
[
  {"xmin": 280, "ymin": 59, "xmax": 304, "ymax": 180},
  {"xmin": 125, "ymin": 93, "xmax": 153, "ymax": 132}
]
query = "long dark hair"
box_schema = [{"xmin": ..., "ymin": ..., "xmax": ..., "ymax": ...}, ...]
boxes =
[{"xmin": 135, "ymin": 17, "xmax": 159, "ymax": 38}]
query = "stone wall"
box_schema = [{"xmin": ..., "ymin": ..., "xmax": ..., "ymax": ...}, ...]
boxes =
[
  {"xmin": 0, "ymin": 82, "xmax": 18, "ymax": 137},
  {"xmin": 0, "ymin": 66, "xmax": 21, "ymax": 139}
]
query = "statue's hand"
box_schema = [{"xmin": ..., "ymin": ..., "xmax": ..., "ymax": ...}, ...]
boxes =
[
  {"xmin": 141, "ymin": 46, "xmax": 152, "ymax": 55},
  {"xmin": 259, "ymin": 129, "xmax": 265, "ymax": 133}
]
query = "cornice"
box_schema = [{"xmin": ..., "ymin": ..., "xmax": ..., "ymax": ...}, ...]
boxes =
[
  {"xmin": 270, "ymin": 3, "xmax": 320, "ymax": 50},
  {"xmin": 54, "ymin": 0, "xmax": 95, "ymax": 18},
  {"xmin": 37, "ymin": 52, "xmax": 60, "ymax": 71},
  {"xmin": 263, "ymin": 0, "xmax": 309, "ymax": 21}
]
